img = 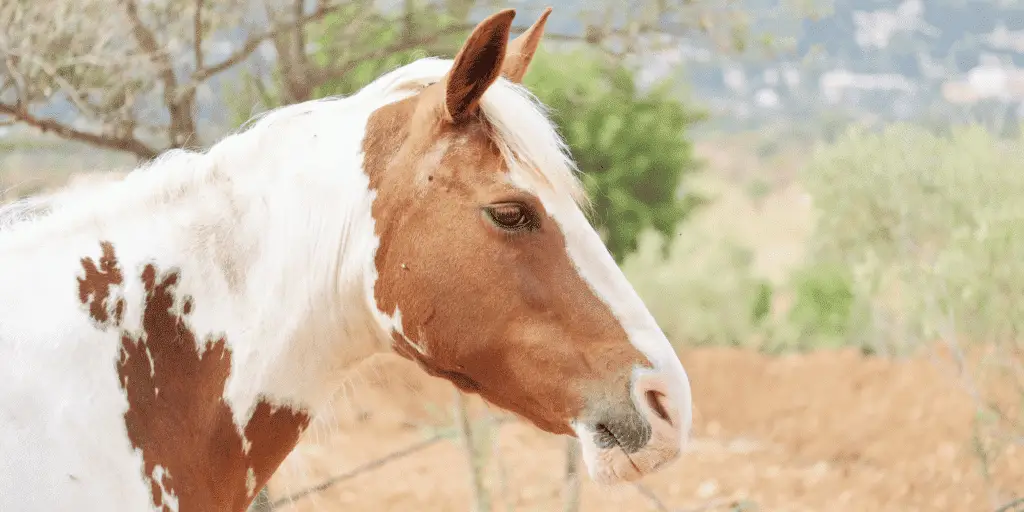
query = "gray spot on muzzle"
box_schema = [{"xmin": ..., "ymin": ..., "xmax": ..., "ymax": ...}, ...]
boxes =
[{"xmin": 586, "ymin": 397, "xmax": 652, "ymax": 454}]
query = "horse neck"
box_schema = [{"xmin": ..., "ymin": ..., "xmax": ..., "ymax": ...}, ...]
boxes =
[
  {"xmin": 7, "ymin": 102, "xmax": 392, "ymax": 416},
  {"xmin": 0, "ymin": 100, "xmax": 398, "ymax": 511},
  {"xmin": 195, "ymin": 110, "xmax": 394, "ymax": 415}
]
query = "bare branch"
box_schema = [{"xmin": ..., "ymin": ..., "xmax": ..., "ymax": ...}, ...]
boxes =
[
  {"xmin": 10, "ymin": 52, "xmax": 100, "ymax": 120},
  {"xmin": 994, "ymin": 497, "xmax": 1024, "ymax": 512},
  {"xmin": 2, "ymin": 55, "xmax": 27, "ymax": 108},
  {"xmin": 194, "ymin": 0, "xmax": 205, "ymax": 70},
  {"xmin": 269, "ymin": 432, "xmax": 445, "ymax": 508},
  {"xmin": 562, "ymin": 438, "xmax": 582, "ymax": 512},
  {"xmin": 305, "ymin": 23, "xmax": 601, "ymax": 93},
  {"xmin": 174, "ymin": 3, "xmax": 341, "ymax": 105},
  {"xmin": 454, "ymin": 389, "xmax": 489, "ymax": 512},
  {"xmin": 0, "ymin": 102, "xmax": 158, "ymax": 159},
  {"xmin": 119, "ymin": 0, "xmax": 195, "ymax": 147},
  {"xmin": 119, "ymin": 0, "xmax": 176, "ymax": 90},
  {"xmin": 291, "ymin": 0, "xmax": 307, "ymax": 75},
  {"xmin": 676, "ymin": 499, "xmax": 758, "ymax": 512},
  {"xmin": 633, "ymin": 482, "xmax": 671, "ymax": 512}
]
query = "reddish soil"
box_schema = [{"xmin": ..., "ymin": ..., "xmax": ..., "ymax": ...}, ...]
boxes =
[{"xmin": 266, "ymin": 347, "xmax": 1022, "ymax": 512}]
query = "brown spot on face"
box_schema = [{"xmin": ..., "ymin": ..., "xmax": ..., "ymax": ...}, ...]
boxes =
[
  {"xmin": 360, "ymin": 9, "xmax": 652, "ymax": 439},
  {"xmin": 77, "ymin": 242, "xmax": 310, "ymax": 512}
]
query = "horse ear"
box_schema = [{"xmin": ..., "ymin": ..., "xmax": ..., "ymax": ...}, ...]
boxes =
[
  {"xmin": 443, "ymin": 9, "xmax": 516, "ymax": 124},
  {"xmin": 502, "ymin": 7, "xmax": 552, "ymax": 83}
]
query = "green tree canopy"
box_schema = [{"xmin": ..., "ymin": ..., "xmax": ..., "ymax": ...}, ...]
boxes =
[{"xmin": 520, "ymin": 48, "xmax": 705, "ymax": 262}]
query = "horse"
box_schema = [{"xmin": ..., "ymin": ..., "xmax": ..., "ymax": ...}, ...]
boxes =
[{"xmin": 0, "ymin": 7, "xmax": 692, "ymax": 511}]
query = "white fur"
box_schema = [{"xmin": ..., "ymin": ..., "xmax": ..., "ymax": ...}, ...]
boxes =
[
  {"xmin": 0, "ymin": 66, "xmax": 418, "ymax": 512},
  {"xmin": 0, "ymin": 55, "xmax": 690, "ymax": 510}
]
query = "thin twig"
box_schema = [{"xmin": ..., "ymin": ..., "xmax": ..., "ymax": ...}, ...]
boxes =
[
  {"xmin": 291, "ymin": 0, "xmax": 307, "ymax": 77},
  {"xmin": 563, "ymin": 437, "xmax": 582, "ymax": 512},
  {"xmin": 485, "ymin": 410, "xmax": 512, "ymax": 512},
  {"xmin": 10, "ymin": 52, "xmax": 100, "ymax": 120},
  {"xmin": 270, "ymin": 432, "xmax": 445, "ymax": 508},
  {"xmin": 174, "ymin": 3, "xmax": 341, "ymax": 105},
  {"xmin": 120, "ymin": 0, "xmax": 176, "ymax": 90},
  {"xmin": 120, "ymin": 0, "xmax": 197, "ymax": 146},
  {"xmin": 633, "ymin": 482, "xmax": 670, "ymax": 512},
  {"xmin": 995, "ymin": 497, "xmax": 1024, "ymax": 512},
  {"xmin": 193, "ymin": 0, "xmax": 205, "ymax": 69},
  {"xmin": 677, "ymin": 498, "xmax": 756, "ymax": 512},
  {"xmin": 455, "ymin": 389, "xmax": 489, "ymax": 512}
]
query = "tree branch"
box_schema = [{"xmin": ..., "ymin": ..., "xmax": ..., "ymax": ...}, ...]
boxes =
[
  {"xmin": 194, "ymin": 0, "xmax": 205, "ymax": 70},
  {"xmin": 292, "ymin": 0, "xmax": 307, "ymax": 75},
  {"xmin": 2, "ymin": 55, "xmax": 27, "ymax": 109},
  {"xmin": 174, "ymin": 3, "xmax": 341, "ymax": 105},
  {"xmin": 633, "ymin": 482, "xmax": 670, "ymax": 512},
  {"xmin": 305, "ymin": 23, "xmax": 597, "ymax": 92},
  {"xmin": 120, "ymin": 0, "xmax": 195, "ymax": 147},
  {"xmin": 454, "ymin": 389, "xmax": 489, "ymax": 512},
  {"xmin": 269, "ymin": 432, "xmax": 446, "ymax": 508},
  {"xmin": 120, "ymin": 0, "xmax": 176, "ymax": 91},
  {"xmin": 995, "ymin": 497, "xmax": 1024, "ymax": 512},
  {"xmin": 563, "ymin": 438, "xmax": 582, "ymax": 512},
  {"xmin": 0, "ymin": 102, "xmax": 159, "ymax": 159}
]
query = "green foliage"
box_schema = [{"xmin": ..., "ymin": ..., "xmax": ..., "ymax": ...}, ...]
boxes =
[
  {"xmin": 800, "ymin": 123, "xmax": 1024, "ymax": 350},
  {"xmin": 627, "ymin": 122, "xmax": 1024, "ymax": 356},
  {"xmin": 784, "ymin": 263, "xmax": 856, "ymax": 348},
  {"xmin": 522, "ymin": 49, "xmax": 706, "ymax": 262}
]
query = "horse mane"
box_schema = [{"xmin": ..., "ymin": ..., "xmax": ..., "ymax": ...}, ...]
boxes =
[
  {"xmin": 0, "ymin": 56, "xmax": 587, "ymax": 237},
  {"xmin": 0, "ymin": 194, "xmax": 51, "ymax": 232}
]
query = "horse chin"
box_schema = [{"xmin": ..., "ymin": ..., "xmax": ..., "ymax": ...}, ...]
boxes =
[{"xmin": 572, "ymin": 423, "xmax": 684, "ymax": 486}]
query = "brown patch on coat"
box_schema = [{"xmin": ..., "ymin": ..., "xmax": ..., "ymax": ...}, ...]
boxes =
[
  {"xmin": 77, "ymin": 242, "xmax": 310, "ymax": 512},
  {"xmin": 360, "ymin": 9, "xmax": 651, "ymax": 438},
  {"xmin": 77, "ymin": 240, "xmax": 126, "ymax": 325}
]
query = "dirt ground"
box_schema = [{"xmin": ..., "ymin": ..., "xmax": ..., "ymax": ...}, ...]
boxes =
[{"xmin": 264, "ymin": 346, "xmax": 1023, "ymax": 512}]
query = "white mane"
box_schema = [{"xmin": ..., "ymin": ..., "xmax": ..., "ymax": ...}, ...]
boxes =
[{"xmin": 0, "ymin": 57, "xmax": 585, "ymax": 242}]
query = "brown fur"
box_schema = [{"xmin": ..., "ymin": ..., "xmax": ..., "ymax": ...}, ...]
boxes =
[
  {"xmin": 363, "ymin": 9, "xmax": 652, "ymax": 437},
  {"xmin": 78, "ymin": 242, "xmax": 310, "ymax": 512},
  {"xmin": 77, "ymin": 241, "xmax": 126, "ymax": 325}
]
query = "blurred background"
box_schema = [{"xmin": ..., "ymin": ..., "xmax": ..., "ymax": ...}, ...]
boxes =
[{"xmin": 2, "ymin": 0, "xmax": 1024, "ymax": 511}]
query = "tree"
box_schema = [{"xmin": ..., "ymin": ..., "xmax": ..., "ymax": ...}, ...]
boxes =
[
  {"xmin": 521, "ymin": 47, "xmax": 705, "ymax": 262},
  {"xmin": 2, "ymin": 0, "xmax": 752, "ymax": 162}
]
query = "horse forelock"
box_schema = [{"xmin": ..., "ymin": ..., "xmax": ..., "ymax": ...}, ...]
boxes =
[{"xmin": 362, "ymin": 57, "xmax": 588, "ymax": 209}]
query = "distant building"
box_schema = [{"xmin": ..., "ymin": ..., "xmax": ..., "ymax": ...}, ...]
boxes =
[
  {"xmin": 819, "ymin": 70, "xmax": 916, "ymax": 105},
  {"xmin": 941, "ymin": 57, "xmax": 1024, "ymax": 104}
]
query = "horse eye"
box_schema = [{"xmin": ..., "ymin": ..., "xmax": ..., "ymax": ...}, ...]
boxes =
[{"xmin": 484, "ymin": 203, "xmax": 536, "ymax": 232}]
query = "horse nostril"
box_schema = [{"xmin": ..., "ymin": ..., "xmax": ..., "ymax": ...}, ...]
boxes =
[{"xmin": 645, "ymin": 390, "xmax": 671, "ymax": 425}]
